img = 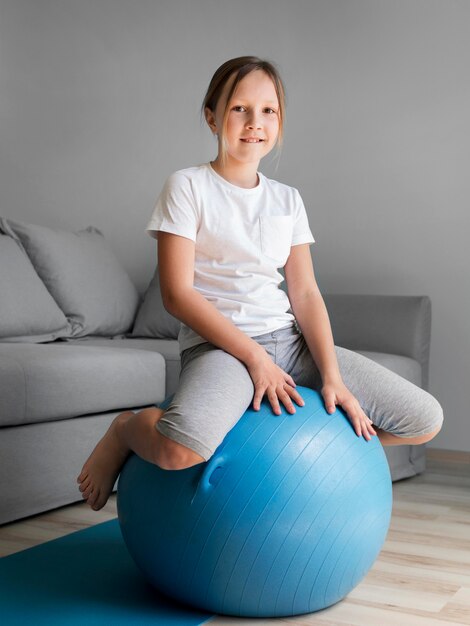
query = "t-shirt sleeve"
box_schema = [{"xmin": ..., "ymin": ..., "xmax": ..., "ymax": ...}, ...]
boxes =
[
  {"xmin": 146, "ymin": 172, "xmax": 199, "ymax": 241},
  {"xmin": 291, "ymin": 189, "xmax": 315, "ymax": 246}
]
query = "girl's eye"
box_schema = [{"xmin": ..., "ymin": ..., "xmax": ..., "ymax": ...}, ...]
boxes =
[{"xmin": 231, "ymin": 105, "xmax": 277, "ymax": 114}]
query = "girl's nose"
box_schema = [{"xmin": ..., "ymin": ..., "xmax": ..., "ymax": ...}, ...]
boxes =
[{"xmin": 246, "ymin": 114, "xmax": 262, "ymax": 130}]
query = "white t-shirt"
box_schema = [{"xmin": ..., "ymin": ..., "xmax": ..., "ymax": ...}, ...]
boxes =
[{"xmin": 146, "ymin": 163, "xmax": 315, "ymax": 352}]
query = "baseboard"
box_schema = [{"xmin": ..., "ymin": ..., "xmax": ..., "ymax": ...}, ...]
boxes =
[{"xmin": 426, "ymin": 447, "xmax": 470, "ymax": 464}]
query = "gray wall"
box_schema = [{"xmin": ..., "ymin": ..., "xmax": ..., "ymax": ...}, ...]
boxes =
[{"xmin": 1, "ymin": 0, "xmax": 469, "ymax": 452}]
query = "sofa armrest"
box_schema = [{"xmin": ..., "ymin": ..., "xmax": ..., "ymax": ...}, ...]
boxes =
[{"xmin": 322, "ymin": 294, "xmax": 432, "ymax": 390}]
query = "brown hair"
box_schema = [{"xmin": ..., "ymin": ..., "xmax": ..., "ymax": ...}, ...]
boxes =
[{"xmin": 202, "ymin": 56, "xmax": 286, "ymax": 161}]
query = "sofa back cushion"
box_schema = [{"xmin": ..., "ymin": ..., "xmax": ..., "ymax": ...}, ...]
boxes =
[
  {"xmin": 0, "ymin": 233, "xmax": 70, "ymax": 342},
  {"xmin": 0, "ymin": 219, "xmax": 140, "ymax": 338},
  {"xmin": 129, "ymin": 269, "xmax": 180, "ymax": 339}
]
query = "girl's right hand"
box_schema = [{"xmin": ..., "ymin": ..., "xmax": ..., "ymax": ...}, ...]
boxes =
[{"xmin": 246, "ymin": 349, "xmax": 304, "ymax": 416}]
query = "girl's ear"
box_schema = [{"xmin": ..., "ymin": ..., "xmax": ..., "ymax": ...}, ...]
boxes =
[{"xmin": 204, "ymin": 107, "xmax": 217, "ymax": 134}]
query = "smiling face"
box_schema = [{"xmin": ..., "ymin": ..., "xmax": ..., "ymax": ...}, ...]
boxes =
[{"xmin": 205, "ymin": 70, "xmax": 281, "ymax": 169}]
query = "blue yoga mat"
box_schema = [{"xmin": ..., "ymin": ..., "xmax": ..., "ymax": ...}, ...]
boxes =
[{"xmin": 0, "ymin": 518, "xmax": 213, "ymax": 626}]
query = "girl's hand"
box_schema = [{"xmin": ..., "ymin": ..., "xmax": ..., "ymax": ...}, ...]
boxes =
[
  {"xmin": 322, "ymin": 380, "xmax": 377, "ymax": 441},
  {"xmin": 247, "ymin": 351, "xmax": 305, "ymax": 416}
]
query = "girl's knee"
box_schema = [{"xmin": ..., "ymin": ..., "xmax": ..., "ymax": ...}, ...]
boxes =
[
  {"xmin": 404, "ymin": 394, "xmax": 443, "ymax": 442},
  {"xmin": 422, "ymin": 394, "xmax": 444, "ymax": 438},
  {"xmin": 155, "ymin": 434, "xmax": 205, "ymax": 470},
  {"xmin": 416, "ymin": 423, "xmax": 442, "ymax": 444},
  {"xmin": 372, "ymin": 387, "xmax": 443, "ymax": 442}
]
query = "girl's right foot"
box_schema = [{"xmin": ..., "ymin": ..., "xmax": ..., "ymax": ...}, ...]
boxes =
[{"xmin": 76, "ymin": 412, "xmax": 133, "ymax": 511}]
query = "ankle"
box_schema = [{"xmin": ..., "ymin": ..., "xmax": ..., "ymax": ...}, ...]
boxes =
[{"xmin": 113, "ymin": 412, "xmax": 133, "ymax": 452}]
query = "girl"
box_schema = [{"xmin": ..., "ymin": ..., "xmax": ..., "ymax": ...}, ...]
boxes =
[{"xmin": 78, "ymin": 56, "xmax": 443, "ymax": 511}]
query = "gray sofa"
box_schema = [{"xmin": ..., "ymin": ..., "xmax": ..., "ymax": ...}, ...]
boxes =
[{"xmin": 0, "ymin": 219, "xmax": 431, "ymax": 525}]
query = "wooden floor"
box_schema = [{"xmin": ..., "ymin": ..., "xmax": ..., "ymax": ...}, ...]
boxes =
[{"xmin": 1, "ymin": 448, "xmax": 469, "ymax": 625}]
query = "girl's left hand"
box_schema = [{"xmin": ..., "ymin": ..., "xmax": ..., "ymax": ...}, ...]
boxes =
[{"xmin": 321, "ymin": 381, "xmax": 377, "ymax": 441}]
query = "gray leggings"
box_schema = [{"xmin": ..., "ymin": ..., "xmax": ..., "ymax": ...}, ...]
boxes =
[{"xmin": 157, "ymin": 324, "xmax": 443, "ymax": 461}]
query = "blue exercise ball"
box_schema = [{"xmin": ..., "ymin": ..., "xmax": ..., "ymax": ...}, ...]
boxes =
[{"xmin": 117, "ymin": 386, "xmax": 392, "ymax": 618}]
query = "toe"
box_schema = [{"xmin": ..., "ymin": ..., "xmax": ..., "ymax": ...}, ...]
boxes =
[
  {"xmin": 87, "ymin": 493, "xmax": 97, "ymax": 508},
  {"xmin": 93, "ymin": 501, "xmax": 104, "ymax": 511},
  {"xmin": 82, "ymin": 484, "xmax": 94, "ymax": 499},
  {"xmin": 90, "ymin": 490, "xmax": 102, "ymax": 510},
  {"xmin": 77, "ymin": 470, "xmax": 88, "ymax": 483},
  {"xmin": 79, "ymin": 478, "xmax": 91, "ymax": 493}
]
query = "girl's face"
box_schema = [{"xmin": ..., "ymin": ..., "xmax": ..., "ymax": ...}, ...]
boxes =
[{"xmin": 206, "ymin": 70, "xmax": 280, "ymax": 168}]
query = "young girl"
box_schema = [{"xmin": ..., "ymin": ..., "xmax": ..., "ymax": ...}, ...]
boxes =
[{"xmin": 78, "ymin": 56, "xmax": 443, "ymax": 511}]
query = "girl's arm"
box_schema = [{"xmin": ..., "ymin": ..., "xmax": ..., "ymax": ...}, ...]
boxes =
[
  {"xmin": 284, "ymin": 244, "xmax": 376, "ymax": 440},
  {"xmin": 157, "ymin": 231, "xmax": 304, "ymax": 415}
]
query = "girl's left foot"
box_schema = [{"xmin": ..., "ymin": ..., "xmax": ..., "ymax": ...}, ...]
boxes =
[{"xmin": 76, "ymin": 412, "xmax": 132, "ymax": 511}]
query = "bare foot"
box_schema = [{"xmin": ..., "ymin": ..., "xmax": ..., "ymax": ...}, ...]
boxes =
[{"xmin": 77, "ymin": 412, "xmax": 132, "ymax": 511}]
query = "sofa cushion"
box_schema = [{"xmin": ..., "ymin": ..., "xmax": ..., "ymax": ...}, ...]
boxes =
[
  {"xmin": 358, "ymin": 350, "xmax": 422, "ymax": 387},
  {"xmin": 0, "ymin": 218, "xmax": 140, "ymax": 337},
  {"xmin": 0, "ymin": 234, "xmax": 70, "ymax": 342},
  {"xmin": 129, "ymin": 269, "xmax": 180, "ymax": 339},
  {"xmin": 0, "ymin": 343, "xmax": 166, "ymax": 427},
  {"xmin": 65, "ymin": 336, "xmax": 181, "ymax": 397}
]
